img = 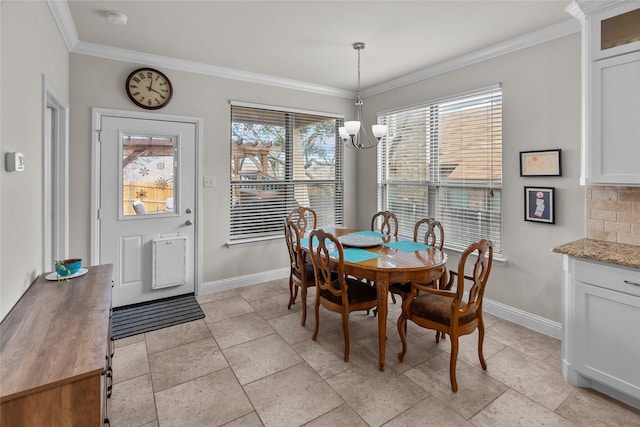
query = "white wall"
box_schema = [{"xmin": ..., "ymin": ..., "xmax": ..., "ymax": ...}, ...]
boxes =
[
  {"xmin": 358, "ymin": 34, "xmax": 585, "ymax": 323},
  {"xmin": 0, "ymin": 1, "xmax": 69, "ymax": 319},
  {"xmin": 68, "ymin": 54, "xmax": 355, "ymax": 288}
]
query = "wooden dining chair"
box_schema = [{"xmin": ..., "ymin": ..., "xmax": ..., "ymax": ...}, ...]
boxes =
[
  {"xmin": 287, "ymin": 206, "xmax": 317, "ymax": 235},
  {"xmin": 371, "ymin": 210, "xmax": 399, "ymax": 238},
  {"xmin": 309, "ymin": 228, "xmax": 378, "ymax": 362},
  {"xmin": 284, "ymin": 218, "xmax": 316, "ymax": 326},
  {"xmin": 397, "ymin": 239, "xmax": 493, "ymax": 392},
  {"xmin": 389, "ymin": 218, "xmax": 445, "ymax": 303}
]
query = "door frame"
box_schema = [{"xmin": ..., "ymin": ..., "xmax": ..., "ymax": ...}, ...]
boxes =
[
  {"xmin": 42, "ymin": 76, "xmax": 69, "ymax": 271},
  {"xmin": 90, "ymin": 108, "xmax": 203, "ymax": 295}
]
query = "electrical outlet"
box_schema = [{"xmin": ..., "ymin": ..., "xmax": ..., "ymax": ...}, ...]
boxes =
[{"xmin": 204, "ymin": 176, "xmax": 215, "ymax": 187}]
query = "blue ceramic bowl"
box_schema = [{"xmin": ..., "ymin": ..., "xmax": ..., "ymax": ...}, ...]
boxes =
[{"xmin": 56, "ymin": 258, "xmax": 82, "ymax": 276}]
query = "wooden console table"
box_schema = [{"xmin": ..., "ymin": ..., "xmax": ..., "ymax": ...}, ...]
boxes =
[{"xmin": 0, "ymin": 264, "xmax": 113, "ymax": 426}]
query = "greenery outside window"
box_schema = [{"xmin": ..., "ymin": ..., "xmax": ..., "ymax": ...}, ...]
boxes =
[
  {"xmin": 377, "ymin": 85, "xmax": 503, "ymax": 255},
  {"xmin": 230, "ymin": 102, "xmax": 344, "ymax": 242}
]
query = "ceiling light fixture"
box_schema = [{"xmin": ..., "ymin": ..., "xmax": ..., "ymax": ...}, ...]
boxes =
[
  {"xmin": 106, "ymin": 11, "xmax": 128, "ymax": 25},
  {"xmin": 339, "ymin": 42, "xmax": 387, "ymax": 149}
]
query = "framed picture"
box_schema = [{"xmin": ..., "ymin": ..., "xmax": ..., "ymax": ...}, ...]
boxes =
[
  {"xmin": 520, "ymin": 149, "xmax": 562, "ymax": 177},
  {"xmin": 524, "ymin": 186, "xmax": 555, "ymax": 224}
]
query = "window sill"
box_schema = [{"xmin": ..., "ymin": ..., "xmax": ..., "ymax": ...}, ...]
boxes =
[{"xmin": 226, "ymin": 235, "xmax": 283, "ymax": 247}]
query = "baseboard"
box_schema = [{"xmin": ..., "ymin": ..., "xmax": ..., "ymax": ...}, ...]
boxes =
[
  {"xmin": 199, "ymin": 270, "xmax": 562, "ymax": 340},
  {"xmin": 199, "ymin": 268, "xmax": 289, "ymax": 294},
  {"xmin": 482, "ymin": 296, "xmax": 562, "ymax": 339}
]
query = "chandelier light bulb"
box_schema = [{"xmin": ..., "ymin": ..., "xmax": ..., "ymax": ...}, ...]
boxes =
[{"xmin": 344, "ymin": 121, "xmax": 361, "ymax": 136}]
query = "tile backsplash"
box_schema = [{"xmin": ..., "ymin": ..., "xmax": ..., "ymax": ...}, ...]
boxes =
[{"xmin": 586, "ymin": 186, "xmax": 640, "ymax": 246}]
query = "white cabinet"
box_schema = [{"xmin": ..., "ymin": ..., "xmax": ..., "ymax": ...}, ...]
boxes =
[
  {"xmin": 563, "ymin": 257, "xmax": 640, "ymax": 409},
  {"xmin": 570, "ymin": 0, "xmax": 640, "ymax": 185},
  {"xmin": 588, "ymin": 51, "xmax": 640, "ymax": 184}
]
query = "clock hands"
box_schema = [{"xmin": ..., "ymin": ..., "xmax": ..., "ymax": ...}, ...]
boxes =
[
  {"xmin": 146, "ymin": 77, "xmax": 166, "ymax": 98},
  {"xmin": 148, "ymin": 87, "xmax": 166, "ymax": 98}
]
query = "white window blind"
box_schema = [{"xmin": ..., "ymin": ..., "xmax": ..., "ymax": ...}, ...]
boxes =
[
  {"xmin": 230, "ymin": 104, "xmax": 344, "ymax": 242},
  {"xmin": 377, "ymin": 85, "xmax": 502, "ymax": 255}
]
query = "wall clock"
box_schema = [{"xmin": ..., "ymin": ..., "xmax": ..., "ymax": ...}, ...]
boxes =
[{"xmin": 125, "ymin": 67, "xmax": 173, "ymax": 110}]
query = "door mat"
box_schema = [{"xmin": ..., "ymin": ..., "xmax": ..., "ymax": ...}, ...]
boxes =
[{"xmin": 112, "ymin": 294, "xmax": 205, "ymax": 340}]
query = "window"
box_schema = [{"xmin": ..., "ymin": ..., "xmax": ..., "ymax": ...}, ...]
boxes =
[
  {"xmin": 230, "ymin": 103, "xmax": 343, "ymax": 242},
  {"xmin": 121, "ymin": 135, "xmax": 176, "ymax": 216},
  {"xmin": 377, "ymin": 85, "xmax": 502, "ymax": 255}
]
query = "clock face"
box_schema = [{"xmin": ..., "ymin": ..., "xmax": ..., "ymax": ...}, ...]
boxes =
[{"xmin": 125, "ymin": 68, "xmax": 173, "ymax": 110}]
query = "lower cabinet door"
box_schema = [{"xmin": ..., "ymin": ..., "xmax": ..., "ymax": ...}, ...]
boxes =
[{"xmin": 574, "ymin": 281, "xmax": 640, "ymax": 399}]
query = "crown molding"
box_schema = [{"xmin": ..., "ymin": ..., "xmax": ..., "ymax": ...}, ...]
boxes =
[
  {"xmin": 362, "ymin": 18, "xmax": 581, "ymax": 97},
  {"xmin": 49, "ymin": 0, "xmax": 580, "ymax": 99},
  {"xmin": 47, "ymin": 0, "xmax": 78, "ymax": 51},
  {"xmin": 72, "ymin": 41, "xmax": 352, "ymax": 98}
]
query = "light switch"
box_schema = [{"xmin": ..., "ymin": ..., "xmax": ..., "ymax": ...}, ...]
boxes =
[
  {"xmin": 5, "ymin": 152, "xmax": 25, "ymax": 172},
  {"xmin": 204, "ymin": 176, "xmax": 215, "ymax": 187}
]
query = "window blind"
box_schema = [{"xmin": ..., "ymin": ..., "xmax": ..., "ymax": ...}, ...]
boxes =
[
  {"xmin": 377, "ymin": 85, "xmax": 502, "ymax": 254},
  {"xmin": 230, "ymin": 104, "xmax": 344, "ymax": 242}
]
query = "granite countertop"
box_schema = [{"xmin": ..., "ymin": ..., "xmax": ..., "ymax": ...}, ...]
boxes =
[{"xmin": 553, "ymin": 238, "xmax": 640, "ymax": 269}]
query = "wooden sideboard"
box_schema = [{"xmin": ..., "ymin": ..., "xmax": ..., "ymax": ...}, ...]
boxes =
[{"xmin": 0, "ymin": 264, "xmax": 113, "ymax": 426}]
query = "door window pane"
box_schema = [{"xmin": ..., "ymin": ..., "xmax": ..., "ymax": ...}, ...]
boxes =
[{"xmin": 122, "ymin": 134, "xmax": 176, "ymax": 216}]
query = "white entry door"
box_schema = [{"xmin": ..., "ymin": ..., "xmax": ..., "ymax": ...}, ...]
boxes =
[{"xmin": 99, "ymin": 115, "xmax": 196, "ymax": 307}]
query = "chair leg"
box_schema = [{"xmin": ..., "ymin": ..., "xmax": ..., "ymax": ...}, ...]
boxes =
[
  {"xmin": 478, "ymin": 316, "xmax": 487, "ymax": 370},
  {"xmin": 342, "ymin": 313, "xmax": 350, "ymax": 362},
  {"xmin": 287, "ymin": 278, "xmax": 295, "ymax": 309},
  {"xmin": 300, "ymin": 286, "xmax": 307, "ymax": 326},
  {"xmin": 397, "ymin": 314, "xmax": 408, "ymax": 362},
  {"xmin": 449, "ymin": 336, "xmax": 459, "ymax": 393},
  {"xmin": 312, "ymin": 298, "xmax": 320, "ymax": 341}
]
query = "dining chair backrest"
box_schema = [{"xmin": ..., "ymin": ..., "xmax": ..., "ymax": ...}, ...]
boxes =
[
  {"xmin": 309, "ymin": 229, "xmax": 347, "ymax": 304},
  {"xmin": 284, "ymin": 218, "xmax": 305, "ymax": 281},
  {"xmin": 413, "ymin": 218, "xmax": 444, "ymax": 250},
  {"xmin": 371, "ymin": 211, "xmax": 399, "ymax": 238},
  {"xmin": 287, "ymin": 207, "xmax": 317, "ymax": 235},
  {"xmin": 448, "ymin": 239, "xmax": 493, "ymax": 311}
]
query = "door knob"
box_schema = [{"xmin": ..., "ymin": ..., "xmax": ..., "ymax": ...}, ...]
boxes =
[
  {"xmin": 185, "ymin": 219, "xmax": 193, "ymax": 226},
  {"xmin": 185, "ymin": 208, "xmax": 192, "ymax": 214}
]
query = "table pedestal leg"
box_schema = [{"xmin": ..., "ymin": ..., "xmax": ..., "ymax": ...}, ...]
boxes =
[{"xmin": 376, "ymin": 274, "xmax": 389, "ymax": 371}]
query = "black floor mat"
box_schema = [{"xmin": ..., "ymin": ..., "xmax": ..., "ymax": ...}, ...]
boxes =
[{"xmin": 112, "ymin": 294, "xmax": 205, "ymax": 340}]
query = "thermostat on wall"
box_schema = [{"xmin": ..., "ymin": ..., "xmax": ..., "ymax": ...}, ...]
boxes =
[{"xmin": 5, "ymin": 152, "xmax": 25, "ymax": 172}]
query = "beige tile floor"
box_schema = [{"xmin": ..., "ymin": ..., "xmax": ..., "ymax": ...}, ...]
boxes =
[{"xmin": 110, "ymin": 278, "xmax": 640, "ymax": 427}]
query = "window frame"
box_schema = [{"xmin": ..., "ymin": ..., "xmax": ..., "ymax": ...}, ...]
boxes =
[
  {"xmin": 229, "ymin": 101, "xmax": 344, "ymax": 244},
  {"xmin": 377, "ymin": 84, "xmax": 503, "ymax": 256}
]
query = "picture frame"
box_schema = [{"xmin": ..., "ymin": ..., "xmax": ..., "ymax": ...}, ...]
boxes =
[
  {"xmin": 524, "ymin": 186, "xmax": 555, "ymax": 224},
  {"xmin": 519, "ymin": 149, "xmax": 562, "ymax": 177}
]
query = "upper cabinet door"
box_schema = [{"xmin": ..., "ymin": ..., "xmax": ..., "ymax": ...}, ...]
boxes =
[
  {"xmin": 588, "ymin": 51, "xmax": 640, "ymax": 184},
  {"xmin": 589, "ymin": 2, "xmax": 640, "ymax": 61}
]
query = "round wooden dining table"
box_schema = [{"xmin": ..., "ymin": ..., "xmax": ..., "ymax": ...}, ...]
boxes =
[{"xmin": 304, "ymin": 227, "xmax": 448, "ymax": 371}]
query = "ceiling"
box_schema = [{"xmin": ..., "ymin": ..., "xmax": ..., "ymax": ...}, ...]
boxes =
[{"xmin": 63, "ymin": 0, "xmax": 576, "ymax": 95}]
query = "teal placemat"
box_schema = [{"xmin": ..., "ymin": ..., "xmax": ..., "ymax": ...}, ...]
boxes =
[
  {"xmin": 330, "ymin": 248, "xmax": 382, "ymax": 263},
  {"xmin": 383, "ymin": 240, "xmax": 432, "ymax": 252},
  {"xmin": 302, "ymin": 237, "xmax": 337, "ymax": 251},
  {"xmin": 350, "ymin": 230, "xmax": 387, "ymax": 238}
]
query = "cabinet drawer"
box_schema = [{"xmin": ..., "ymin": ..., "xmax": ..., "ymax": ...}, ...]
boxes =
[{"xmin": 575, "ymin": 259, "xmax": 640, "ymax": 296}]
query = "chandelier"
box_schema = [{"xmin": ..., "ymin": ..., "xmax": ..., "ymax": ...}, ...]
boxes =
[{"xmin": 339, "ymin": 42, "xmax": 388, "ymax": 149}]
